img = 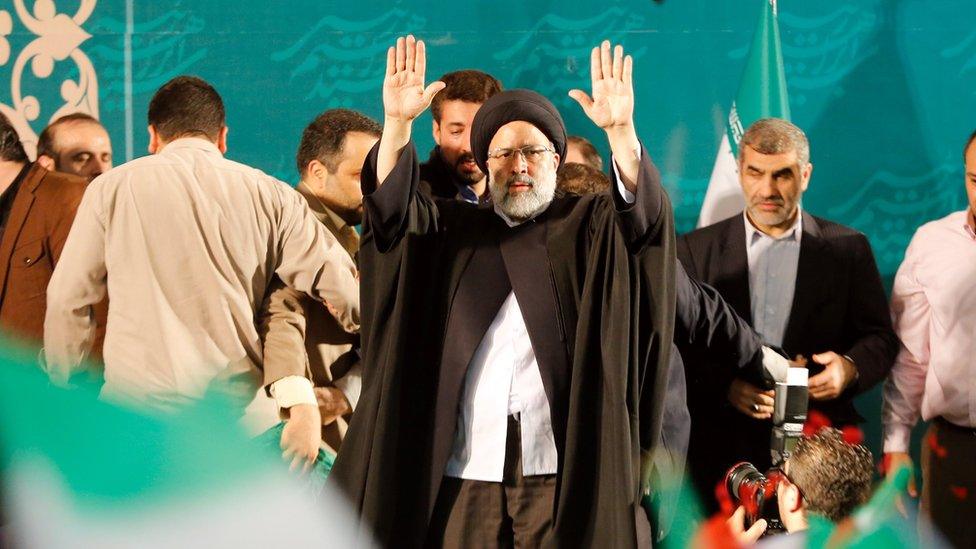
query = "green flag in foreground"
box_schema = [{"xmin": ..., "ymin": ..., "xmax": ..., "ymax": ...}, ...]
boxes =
[
  {"xmin": 0, "ymin": 345, "xmax": 365, "ymax": 548},
  {"xmin": 698, "ymin": 0, "xmax": 791, "ymax": 228}
]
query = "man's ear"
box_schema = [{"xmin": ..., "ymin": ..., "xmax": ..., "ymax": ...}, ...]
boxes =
[
  {"xmin": 216, "ymin": 126, "xmax": 228, "ymax": 154},
  {"xmin": 36, "ymin": 154, "xmax": 56, "ymax": 171},
  {"xmin": 801, "ymin": 162, "xmax": 813, "ymax": 192},
  {"xmin": 147, "ymin": 125, "xmax": 160, "ymax": 154},
  {"xmin": 432, "ymin": 119, "xmax": 441, "ymax": 146},
  {"xmin": 779, "ymin": 480, "xmax": 803, "ymax": 513},
  {"xmin": 305, "ymin": 159, "xmax": 330, "ymax": 192}
]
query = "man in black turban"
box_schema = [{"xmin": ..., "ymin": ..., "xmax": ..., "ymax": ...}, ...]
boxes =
[{"xmin": 330, "ymin": 35, "xmax": 677, "ymax": 548}]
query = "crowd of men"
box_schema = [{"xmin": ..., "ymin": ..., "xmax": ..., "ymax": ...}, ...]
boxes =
[{"xmin": 0, "ymin": 33, "xmax": 972, "ymax": 548}]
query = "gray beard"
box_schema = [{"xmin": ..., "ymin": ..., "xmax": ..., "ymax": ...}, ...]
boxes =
[{"xmin": 490, "ymin": 173, "xmax": 557, "ymax": 222}]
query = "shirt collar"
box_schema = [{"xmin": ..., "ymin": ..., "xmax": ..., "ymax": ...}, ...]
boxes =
[
  {"xmin": 966, "ymin": 208, "xmax": 976, "ymax": 240},
  {"xmin": 744, "ymin": 207, "xmax": 803, "ymax": 246},
  {"xmin": 159, "ymin": 137, "xmax": 222, "ymax": 155},
  {"xmin": 296, "ymin": 180, "xmax": 359, "ymax": 236}
]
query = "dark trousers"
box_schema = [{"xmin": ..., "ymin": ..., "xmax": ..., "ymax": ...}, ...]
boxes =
[
  {"xmin": 426, "ymin": 415, "xmax": 557, "ymax": 548},
  {"xmin": 921, "ymin": 418, "xmax": 976, "ymax": 548}
]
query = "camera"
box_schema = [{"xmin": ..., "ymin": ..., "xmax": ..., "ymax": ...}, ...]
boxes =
[
  {"xmin": 725, "ymin": 462, "xmax": 789, "ymax": 535},
  {"xmin": 726, "ymin": 367, "xmax": 809, "ymax": 537}
]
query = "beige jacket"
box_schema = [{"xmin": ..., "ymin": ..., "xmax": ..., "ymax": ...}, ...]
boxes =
[
  {"xmin": 260, "ymin": 181, "xmax": 360, "ymax": 450},
  {"xmin": 43, "ymin": 138, "xmax": 359, "ymax": 413}
]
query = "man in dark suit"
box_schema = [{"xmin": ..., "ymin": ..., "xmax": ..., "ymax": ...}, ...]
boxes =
[
  {"xmin": 677, "ymin": 118, "xmax": 899, "ymax": 510},
  {"xmin": 0, "ymin": 112, "xmax": 103, "ymax": 356}
]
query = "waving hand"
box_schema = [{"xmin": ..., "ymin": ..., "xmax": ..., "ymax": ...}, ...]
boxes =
[{"xmin": 383, "ymin": 35, "xmax": 445, "ymax": 122}]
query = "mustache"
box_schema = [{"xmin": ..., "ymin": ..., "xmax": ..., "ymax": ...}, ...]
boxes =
[
  {"xmin": 505, "ymin": 174, "xmax": 535, "ymax": 188},
  {"xmin": 752, "ymin": 196, "xmax": 784, "ymax": 206},
  {"xmin": 454, "ymin": 152, "xmax": 476, "ymax": 168}
]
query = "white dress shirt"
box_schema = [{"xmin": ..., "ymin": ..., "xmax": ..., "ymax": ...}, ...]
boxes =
[
  {"xmin": 445, "ymin": 292, "xmax": 558, "ymax": 480},
  {"xmin": 744, "ymin": 210, "xmax": 802, "ymax": 347},
  {"xmin": 445, "ymin": 151, "xmax": 637, "ymax": 481},
  {"xmin": 882, "ymin": 210, "xmax": 976, "ymax": 453}
]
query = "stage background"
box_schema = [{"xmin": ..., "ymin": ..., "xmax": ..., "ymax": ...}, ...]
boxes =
[{"xmin": 2, "ymin": 0, "xmax": 971, "ymax": 478}]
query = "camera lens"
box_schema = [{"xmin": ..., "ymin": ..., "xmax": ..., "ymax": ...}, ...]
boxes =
[{"xmin": 726, "ymin": 462, "xmax": 764, "ymax": 503}]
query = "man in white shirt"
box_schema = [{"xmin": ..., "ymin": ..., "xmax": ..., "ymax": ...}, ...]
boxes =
[
  {"xmin": 882, "ymin": 130, "xmax": 976, "ymax": 548},
  {"xmin": 43, "ymin": 76, "xmax": 360, "ymax": 469}
]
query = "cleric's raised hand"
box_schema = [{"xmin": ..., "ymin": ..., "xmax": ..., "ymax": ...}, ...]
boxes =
[
  {"xmin": 569, "ymin": 41, "xmax": 635, "ymax": 131},
  {"xmin": 569, "ymin": 40, "xmax": 640, "ymax": 191},
  {"xmin": 383, "ymin": 35, "xmax": 445, "ymax": 123}
]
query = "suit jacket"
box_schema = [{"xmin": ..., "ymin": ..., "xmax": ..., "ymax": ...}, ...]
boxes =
[
  {"xmin": 0, "ymin": 163, "xmax": 105, "ymax": 357},
  {"xmin": 259, "ymin": 182, "xmax": 361, "ymax": 452},
  {"xmin": 676, "ymin": 211, "xmax": 898, "ymax": 504}
]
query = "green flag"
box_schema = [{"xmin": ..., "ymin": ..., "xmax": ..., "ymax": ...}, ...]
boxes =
[{"xmin": 698, "ymin": 0, "xmax": 791, "ymax": 227}]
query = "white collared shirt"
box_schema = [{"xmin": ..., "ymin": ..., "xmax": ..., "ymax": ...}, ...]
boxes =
[
  {"xmin": 444, "ymin": 292, "xmax": 558, "ymax": 480},
  {"xmin": 743, "ymin": 209, "xmax": 802, "ymax": 347},
  {"xmin": 883, "ymin": 211, "xmax": 976, "ymax": 452},
  {"xmin": 446, "ymin": 151, "xmax": 638, "ymax": 481}
]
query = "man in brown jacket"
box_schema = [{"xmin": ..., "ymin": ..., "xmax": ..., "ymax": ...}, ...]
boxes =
[
  {"xmin": 0, "ymin": 112, "xmax": 103, "ymax": 356},
  {"xmin": 258, "ymin": 109, "xmax": 379, "ymax": 453}
]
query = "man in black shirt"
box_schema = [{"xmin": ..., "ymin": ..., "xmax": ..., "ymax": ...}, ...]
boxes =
[{"xmin": 419, "ymin": 69, "xmax": 502, "ymax": 203}]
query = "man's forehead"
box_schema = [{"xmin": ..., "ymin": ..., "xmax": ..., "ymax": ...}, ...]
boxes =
[
  {"xmin": 53, "ymin": 121, "xmax": 110, "ymax": 148},
  {"xmin": 741, "ymin": 145, "xmax": 800, "ymax": 170},
  {"xmin": 488, "ymin": 120, "xmax": 548, "ymax": 147},
  {"xmin": 440, "ymin": 100, "xmax": 483, "ymax": 123}
]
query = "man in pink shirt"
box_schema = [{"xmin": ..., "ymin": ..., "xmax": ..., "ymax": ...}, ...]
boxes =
[{"xmin": 883, "ymin": 131, "xmax": 976, "ymax": 548}]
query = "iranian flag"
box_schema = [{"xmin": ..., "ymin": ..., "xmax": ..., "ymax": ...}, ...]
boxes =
[
  {"xmin": 697, "ymin": 0, "xmax": 791, "ymax": 228},
  {"xmin": 0, "ymin": 343, "xmax": 368, "ymax": 548}
]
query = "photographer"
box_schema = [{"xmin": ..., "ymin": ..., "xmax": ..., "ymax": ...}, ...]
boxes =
[{"xmin": 727, "ymin": 428, "xmax": 874, "ymax": 543}]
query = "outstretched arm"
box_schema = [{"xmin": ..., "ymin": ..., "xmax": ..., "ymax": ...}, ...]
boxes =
[
  {"xmin": 569, "ymin": 41, "xmax": 641, "ymax": 191},
  {"xmin": 363, "ymin": 35, "xmax": 446, "ymax": 251},
  {"xmin": 570, "ymin": 41, "xmax": 668, "ymax": 246}
]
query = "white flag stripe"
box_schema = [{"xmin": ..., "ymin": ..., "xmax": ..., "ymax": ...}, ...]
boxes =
[{"xmin": 698, "ymin": 134, "xmax": 744, "ymax": 227}]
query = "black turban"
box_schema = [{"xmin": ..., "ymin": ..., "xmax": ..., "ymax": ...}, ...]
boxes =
[{"xmin": 470, "ymin": 89, "xmax": 567, "ymax": 175}]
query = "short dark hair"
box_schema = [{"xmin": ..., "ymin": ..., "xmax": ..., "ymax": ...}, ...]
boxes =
[
  {"xmin": 0, "ymin": 112, "xmax": 27, "ymax": 163},
  {"xmin": 557, "ymin": 162, "xmax": 611, "ymax": 196},
  {"xmin": 739, "ymin": 118, "xmax": 809, "ymax": 166},
  {"xmin": 430, "ymin": 70, "xmax": 502, "ymax": 123},
  {"xmin": 36, "ymin": 112, "xmax": 104, "ymax": 159},
  {"xmin": 147, "ymin": 76, "xmax": 225, "ymax": 141},
  {"xmin": 295, "ymin": 109, "xmax": 381, "ymax": 175},
  {"xmin": 964, "ymin": 129, "xmax": 976, "ymax": 160},
  {"xmin": 567, "ymin": 135, "xmax": 603, "ymax": 170},
  {"xmin": 789, "ymin": 428, "xmax": 874, "ymax": 522}
]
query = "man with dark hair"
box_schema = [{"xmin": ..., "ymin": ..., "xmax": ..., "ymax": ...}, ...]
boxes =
[
  {"xmin": 565, "ymin": 134, "xmax": 603, "ymax": 170},
  {"xmin": 556, "ymin": 161, "xmax": 611, "ymax": 195},
  {"xmin": 881, "ymin": 130, "xmax": 976, "ymax": 548},
  {"xmin": 256, "ymin": 109, "xmax": 381, "ymax": 452},
  {"xmin": 678, "ymin": 117, "xmax": 898, "ymax": 511},
  {"xmin": 35, "ymin": 113, "xmax": 113, "ymax": 181},
  {"xmin": 420, "ymin": 69, "xmax": 502, "ymax": 203},
  {"xmin": 43, "ymin": 76, "xmax": 360, "ymax": 471},
  {"xmin": 0, "ymin": 112, "xmax": 100, "ymax": 355}
]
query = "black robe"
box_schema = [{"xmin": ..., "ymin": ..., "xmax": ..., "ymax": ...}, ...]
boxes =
[{"xmin": 329, "ymin": 141, "xmax": 676, "ymax": 548}]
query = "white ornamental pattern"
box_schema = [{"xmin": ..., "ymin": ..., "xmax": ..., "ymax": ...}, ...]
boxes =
[{"xmin": 0, "ymin": 0, "xmax": 98, "ymax": 159}]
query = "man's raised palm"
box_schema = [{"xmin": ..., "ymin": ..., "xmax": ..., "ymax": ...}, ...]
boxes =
[{"xmin": 382, "ymin": 35, "xmax": 444, "ymax": 122}]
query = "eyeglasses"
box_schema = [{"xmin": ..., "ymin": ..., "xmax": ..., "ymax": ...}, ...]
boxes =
[{"xmin": 487, "ymin": 144, "xmax": 554, "ymax": 164}]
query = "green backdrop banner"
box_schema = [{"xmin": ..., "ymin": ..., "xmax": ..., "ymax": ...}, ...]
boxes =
[{"xmin": 2, "ymin": 0, "xmax": 969, "ymax": 461}]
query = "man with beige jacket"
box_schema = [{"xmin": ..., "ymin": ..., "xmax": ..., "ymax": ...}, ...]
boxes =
[
  {"xmin": 43, "ymin": 77, "xmax": 360, "ymax": 469},
  {"xmin": 259, "ymin": 109, "xmax": 380, "ymax": 453}
]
